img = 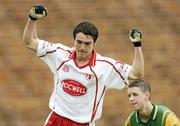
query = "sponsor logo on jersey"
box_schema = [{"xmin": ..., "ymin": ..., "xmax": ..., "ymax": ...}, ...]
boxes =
[
  {"xmin": 61, "ymin": 80, "xmax": 87, "ymax": 96},
  {"xmin": 62, "ymin": 65, "xmax": 69, "ymax": 72}
]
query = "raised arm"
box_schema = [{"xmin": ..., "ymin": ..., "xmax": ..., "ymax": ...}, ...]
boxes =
[
  {"xmin": 23, "ymin": 4, "xmax": 47, "ymax": 51},
  {"xmin": 23, "ymin": 19, "xmax": 38, "ymax": 51},
  {"xmin": 128, "ymin": 29, "xmax": 144, "ymax": 80}
]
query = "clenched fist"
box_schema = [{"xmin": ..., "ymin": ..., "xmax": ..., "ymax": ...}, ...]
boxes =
[
  {"xmin": 128, "ymin": 29, "xmax": 142, "ymax": 47},
  {"xmin": 29, "ymin": 4, "xmax": 47, "ymax": 21}
]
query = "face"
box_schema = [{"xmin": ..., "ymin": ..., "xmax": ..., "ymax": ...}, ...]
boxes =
[
  {"xmin": 74, "ymin": 32, "xmax": 95, "ymax": 60},
  {"xmin": 127, "ymin": 87, "xmax": 149, "ymax": 111}
]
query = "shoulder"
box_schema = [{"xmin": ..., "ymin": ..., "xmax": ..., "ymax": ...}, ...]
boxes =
[
  {"xmin": 165, "ymin": 112, "xmax": 180, "ymax": 126},
  {"xmin": 125, "ymin": 112, "xmax": 137, "ymax": 126},
  {"xmin": 157, "ymin": 105, "xmax": 180, "ymax": 126},
  {"xmin": 50, "ymin": 42, "xmax": 72, "ymax": 53},
  {"xmin": 96, "ymin": 53, "xmax": 115, "ymax": 61},
  {"xmin": 38, "ymin": 39, "xmax": 72, "ymax": 52},
  {"xmin": 37, "ymin": 39, "xmax": 72, "ymax": 58},
  {"xmin": 94, "ymin": 54, "xmax": 119, "ymax": 73},
  {"xmin": 96, "ymin": 53, "xmax": 118, "ymax": 65},
  {"xmin": 158, "ymin": 105, "xmax": 169, "ymax": 113},
  {"xmin": 156, "ymin": 105, "xmax": 170, "ymax": 119}
]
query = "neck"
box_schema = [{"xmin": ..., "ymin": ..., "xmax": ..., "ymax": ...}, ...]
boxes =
[
  {"xmin": 75, "ymin": 58, "xmax": 90, "ymax": 66},
  {"xmin": 75, "ymin": 54, "xmax": 92, "ymax": 67},
  {"xmin": 139, "ymin": 102, "xmax": 153, "ymax": 123}
]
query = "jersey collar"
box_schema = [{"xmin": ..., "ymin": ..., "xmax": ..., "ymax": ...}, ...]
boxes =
[
  {"xmin": 69, "ymin": 49, "xmax": 97, "ymax": 67},
  {"xmin": 136, "ymin": 104, "xmax": 158, "ymax": 123}
]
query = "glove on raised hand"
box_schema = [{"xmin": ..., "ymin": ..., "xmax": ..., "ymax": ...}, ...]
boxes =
[
  {"xmin": 29, "ymin": 4, "xmax": 47, "ymax": 21},
  {"xmin": 128, "ymin": 29, "xmax": 142, "ymax": 47}
]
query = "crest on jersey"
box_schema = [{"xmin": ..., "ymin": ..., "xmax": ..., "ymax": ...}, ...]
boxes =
[
  {"xmin": 61, "ymin": 80, "xmax": 87, "ymax": 96},
  {"xmin": 86, "ymin": 74, "xmax": 94, "ymax": 81},
  {"xmin": 62, "ymin": 65, "xmax": 69, "ymax": 72}
]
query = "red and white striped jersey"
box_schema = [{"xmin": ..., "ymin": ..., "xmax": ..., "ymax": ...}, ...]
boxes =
[{"xmin": 37, "ymin": 39, "xmax": 132, "ymax": 125}]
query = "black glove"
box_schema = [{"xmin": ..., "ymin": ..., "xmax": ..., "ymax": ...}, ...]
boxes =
[
  {"xmin": 128, "ymin": 29, "xmax": 142, "ymax": 47},
  {"xmin": 29, "ymin": 4, "xmax": 47, "ymax": 21}
]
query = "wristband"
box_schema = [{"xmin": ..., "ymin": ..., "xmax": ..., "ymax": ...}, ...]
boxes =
[
  {"xmin": 29, "ymin": 15, "xmax": 37, "ymax": 21},
  {"xmin": 133, "ymin": 42, "xmax": 141, "ymax": 47}
]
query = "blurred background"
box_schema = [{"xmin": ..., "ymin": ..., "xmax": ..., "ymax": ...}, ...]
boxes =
[{"xmin": 0, "ymin": 0, "xmax": 179, "ymax": 126}]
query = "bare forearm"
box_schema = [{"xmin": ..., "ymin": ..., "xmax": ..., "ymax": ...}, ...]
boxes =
[
  {"xmin": 23, "ymin": 19, "xmax": 38, "ymax": 50},
  {"xmin": 129, "ymin": 47, "xmax": 144, "ymax": 80}
]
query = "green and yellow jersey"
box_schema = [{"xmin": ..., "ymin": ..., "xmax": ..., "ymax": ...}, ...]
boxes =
[{"xmin": 125, "ymin": 104, "xmax": 180, "ymax": 126}]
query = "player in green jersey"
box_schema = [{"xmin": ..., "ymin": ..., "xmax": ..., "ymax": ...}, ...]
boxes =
[{"xmin": 125, "ymin": 80, "xmax": 180, "ymax": 126}]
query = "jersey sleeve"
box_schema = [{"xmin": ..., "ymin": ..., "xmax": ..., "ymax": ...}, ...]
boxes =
[
  {"xmin": 36, "ymin": 39, "xmax": 71, "ymax": 73},
  {"xmin": 115, "ymin": 61, "xmax": 132, "ymax": 81},
  {"xmin": 105, "ymin": 58, "xmax": 132, "ymax": 89},
  {"xmin": 165, "ymin": 112, "xmax": 180, "ymax": 126}
]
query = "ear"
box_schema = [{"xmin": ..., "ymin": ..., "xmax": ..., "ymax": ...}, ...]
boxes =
[
  {"xmin": 144, "ymin": 91, "xmax": 150, "ymax": 100},
  {"xmin": 73, "ymin": 39, "xmax": 76, "ymax": 45},
  {"xmin": 94, "ymin": 43, "xmax": 96, "ymax": 47}
]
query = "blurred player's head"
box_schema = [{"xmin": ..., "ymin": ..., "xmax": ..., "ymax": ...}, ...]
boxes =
[
  {"xmin": 73, "ymin": 22, "xmax": 98, "ymax": 43},
  {"xmin": 127, "ymin": 80, "xmax": 151, "ymax": 111}
]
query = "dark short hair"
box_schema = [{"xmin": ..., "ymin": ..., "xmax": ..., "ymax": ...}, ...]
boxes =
[
  {"xmin": 128, "ymin": 80, "xmax": 151, "ymax": 94},
  {"xmin": 73, "ymin": 22, "xmax": 98, "ymax": 43}
]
